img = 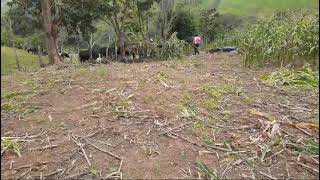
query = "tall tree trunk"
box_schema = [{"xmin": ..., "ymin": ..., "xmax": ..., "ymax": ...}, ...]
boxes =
[
  {"xmin": 38, "ymin": 45, "xmax": 44, "ymax": 68},
  {"xmin": 77, "ymin": 41, "xmax": 80, "ymax": 62},
  {"xmin": 106, "ymin": 35, "xmax": 110, "ymax": 59},
  {"xmin": 119, "ymin": 32, "xmax": 126, "ymax": 62},
  {"xmin": 88, "ymin": 40, "xmax": 93, "ymax": 61},
  {"xmin": 114, "ymin": 37, "xmax": 117, "ymax": 61},
  {"xmin": 88, "ymin": 33, "xmax": 95, "ymax": 62},
  {"xmin": 40, "ymin": 0, "xmax": 61, "ymax": 65}
]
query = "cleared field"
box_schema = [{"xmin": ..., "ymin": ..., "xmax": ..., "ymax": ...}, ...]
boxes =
[{"xmin": 1, "ymin": 53, "xmax": 318, "ymax": 179}]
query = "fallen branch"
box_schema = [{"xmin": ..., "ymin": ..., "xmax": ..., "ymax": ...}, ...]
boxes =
[
  {"xmin": 265, "ymin": 149, "xmax": 284, "ymax": 161},
  {"xmin": 15, "ymin": 168, "xmax": 31, "ymax": 180},
  {"xmin": 28, "ymin": 144, "xmax": 59, "ymax": 151},
  {"xmin": 81, "ymin": 147, "xmax": 91, "ymax": 166},
  {"xmin": 86, "ymin": 141, "xmax": 121, "ymax": 160},
  {"xmin": 158, "ymin": 122, "xmax": 192, "ymax": 136},
  {"xmin": 86, "ymin": 138, "xmax": 114, "ymax": 147},
  {"xmin": 295, "ymin": 161, "xmax": 319, "ymax": 173},
  {"xmin": 295, "ymin": 127, "xmax": 313, "ymax": 136},
  {"xmin": 118, "ymin": 158, "xmax": 124, "ymax": 172},
  {"xmin": 1, "ymin": 145, "xmax": 9, "ymax": 157},
  {"xmin": 104, "ymin": 171, "xmax": 121, "ymax": 179},
  {"xmin": 258, "ymin": 171, "xmax": 277, "ymax": 180},
  {"xmin": 220, "ymin": 159, "xmax": 242, "ymax": 179},
  {"xmin": 64, "ymin": 171, "xmax": 90, "ymax": 179},
  {"xmin": 280, "ymin": 129, "xmax": 295, "ymax": 137},
  {"xmin": 220, "ymin": 160, "xmax": 233, "ymax": 179},
  {"xmin": 10, "ymin": 160, "xmax": 14, "ymax": 169},
  {"xmin": 85, "ymin": 129, "xmax": 104, "ymax": 138},
  {"xmin": 62, "ymin": 159, "xmax": 77, "ymax": 178},
  {"xmin": 173, "ymin": 133, "xmax": 202, "ymax": 147},
  {"xmin": 229, "ymin": 125, "xmax": 254, "ymax": 130},
  {"xmin": 70, "ymin": 135, "xmax": 91, "ymax": 166},
  {"xmin": 104, "ymin": 158, "xmax": 124, "ymax": 179},
  {"xmin": 14, "ymin": 161, "xmax": 50, "ymax": 170},
  {"xmin": 33, "ymin": 169, "xmax": 64, "ymax": 179},
  {"xmin": 159, "ymin": 79, "xmax": 169, "ymax": 88},
  {"xmin": 207, "ymin": 145, "xmax": 232, "ymax": 152},
  {"xmin": 2, "ymin": 129, "xmax": 48, "ymax": 140}
]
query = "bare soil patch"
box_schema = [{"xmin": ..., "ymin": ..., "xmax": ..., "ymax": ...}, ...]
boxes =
[{"xmin": 1, "ymin": 53, "xmax": 319, "ymax": 179}]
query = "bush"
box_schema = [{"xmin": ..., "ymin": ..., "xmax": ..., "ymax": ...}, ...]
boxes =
[
  {"xmin": 158, "ymin": 32, "xmax": 189, "ymax": 60},
  {"xmin": 1, "ymin": 28, "xmax": 10, "ymax": 46},
  {"xmin": 171, "ymin": 11, "xmax": 196, "ymax": 43}
]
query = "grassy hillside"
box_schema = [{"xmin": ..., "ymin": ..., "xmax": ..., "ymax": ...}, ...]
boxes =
[
  {"xmin": 201, "ymin": 0, "xmax": 319, "ymax": 16},
  {"xmin": 1, "ymin": 46, "xmax": 48, "ymax": 75}
]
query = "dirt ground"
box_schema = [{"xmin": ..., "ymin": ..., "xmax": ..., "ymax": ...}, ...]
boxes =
[{"xmin": 1, "ymin": 53, "xmax": 319, "ymax": 179}]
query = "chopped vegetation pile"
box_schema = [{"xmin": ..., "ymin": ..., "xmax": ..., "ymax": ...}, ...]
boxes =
[{"xmin": 261, "ymin": 64, "xmax": 319, "ymax": 88}]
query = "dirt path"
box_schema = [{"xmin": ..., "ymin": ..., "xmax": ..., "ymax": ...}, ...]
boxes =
[{"xmin": 1, "ymin": 53, "xmax": 319, "ymax": 179}]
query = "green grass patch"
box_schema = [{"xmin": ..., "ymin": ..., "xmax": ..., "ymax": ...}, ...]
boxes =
[
  {"xmin": 1, "ymin": 91, "xmax": 40, "ymax": 114},
  {"xmin": 217, "ymin": 0, "xmax": 318, "ymax": 16},
  {"xmin": 180, "ymin": 94, "xmax": 199, "ymax": 119},
  {"xmin": 202, "ymin": 84, "xmax": 239, "ymax": 112},
  {"xmin": 288, "ymin": 138, "xmax": 319, "ymax": 155},
  {"xmin": 1, "ymin": 46, "xmax": 49, "ymax": 75},
  {"xmin": 1, "ymin": 91, "xmax": 24, "ymax": 100},
  {"xmin": 158, "ymin": 71, "xmax": 169, "ymax": 81}
]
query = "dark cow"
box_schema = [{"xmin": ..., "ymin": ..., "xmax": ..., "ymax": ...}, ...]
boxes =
[
  {"xmin": 79, "ymin": 49, "xmax": 99, "ymax": 62},
  {"xmin": 207, "ymin": 47, "xmax": 238, "ymax": 54},
  {"xmin": 59, "ymin": 52, "xmax": 70, "ymax": 59},
  {"xmin": 207, "ymin": 48, "xmax": 221, "ymax": 54},
  {"xmin": 221, "ymin": 47, "xmax": 238, "ymax": 53},
  {"xmin": 207, "ymin": 47, "xmax": 238, "ymax": 60},
  {"xmin": 27, "ymin": 47, "xmax": 38, "ymax": 54}
]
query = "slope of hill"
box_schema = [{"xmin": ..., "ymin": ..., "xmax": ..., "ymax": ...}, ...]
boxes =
[{"xmin": 201, "ymin": 0, "xmax": 319, "ymax": 16}]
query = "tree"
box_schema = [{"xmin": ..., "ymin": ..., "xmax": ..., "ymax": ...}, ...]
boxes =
[
  {"xmin": 60, "ymin": 0, "xmax": 105, "ymax": 61},
  {"xmin": 171, "ymin": 10, "xmax": 196, "ymax": 42},
  {"xmin": 8, "ymin": 0, "xmax": 61, "ymax": 64},
  {"xmin": 40, "ymin": 0, "xmax": 61, "ymax": 65},
  {"xmin": 200, "ymin": 8, "xmax": 221, "ymax": 42},
  {"xmin": 158, "ymin": 0, "xmax": 176, "ymax": 40},
  {"xmin": 102, "ymin": 0, "xmax": 137, "ymax": 61},
  {"xmin": 136, "ymin": 0, "xmax": 157, "ymax": 39},
  {"xmin": 8, "ymin": 0, "xmax": 105, "ymax": 64}
]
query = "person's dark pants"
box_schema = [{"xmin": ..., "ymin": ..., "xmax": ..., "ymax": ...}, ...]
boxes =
[{"xmin": 193, "ymin": 44, "xmax": 200, "ymax": 55}]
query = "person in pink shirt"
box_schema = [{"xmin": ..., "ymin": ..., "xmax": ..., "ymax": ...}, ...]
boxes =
[{"xmin": 193, "ymin": 34, "xmax": 201, "ymax": 55}]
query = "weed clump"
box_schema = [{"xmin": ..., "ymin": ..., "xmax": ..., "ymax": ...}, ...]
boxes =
[
  {"xmin": 261, "ymin": 64, "xmax": 319, "ymax": 89},
  {"xmin": 202, "ymin": 85, "xmax": 239, "ymax": 112},
  {"xmin": 1, "ymin": 139, "xmax": 21, "ymax": 157}
]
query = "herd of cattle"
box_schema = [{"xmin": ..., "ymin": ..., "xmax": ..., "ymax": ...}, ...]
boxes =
[
  {"xmin": 26, "ymin": 44, "xmax": 238, "ymax": 63},
  {"xmin": 25, "ymin": 44, "xmax": 147, "ymax": 64}
]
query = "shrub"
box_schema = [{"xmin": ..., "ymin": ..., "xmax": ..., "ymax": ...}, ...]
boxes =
[{"xmin": 158, "ymin": 32, "xmax": 189, "ymax": 60}]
